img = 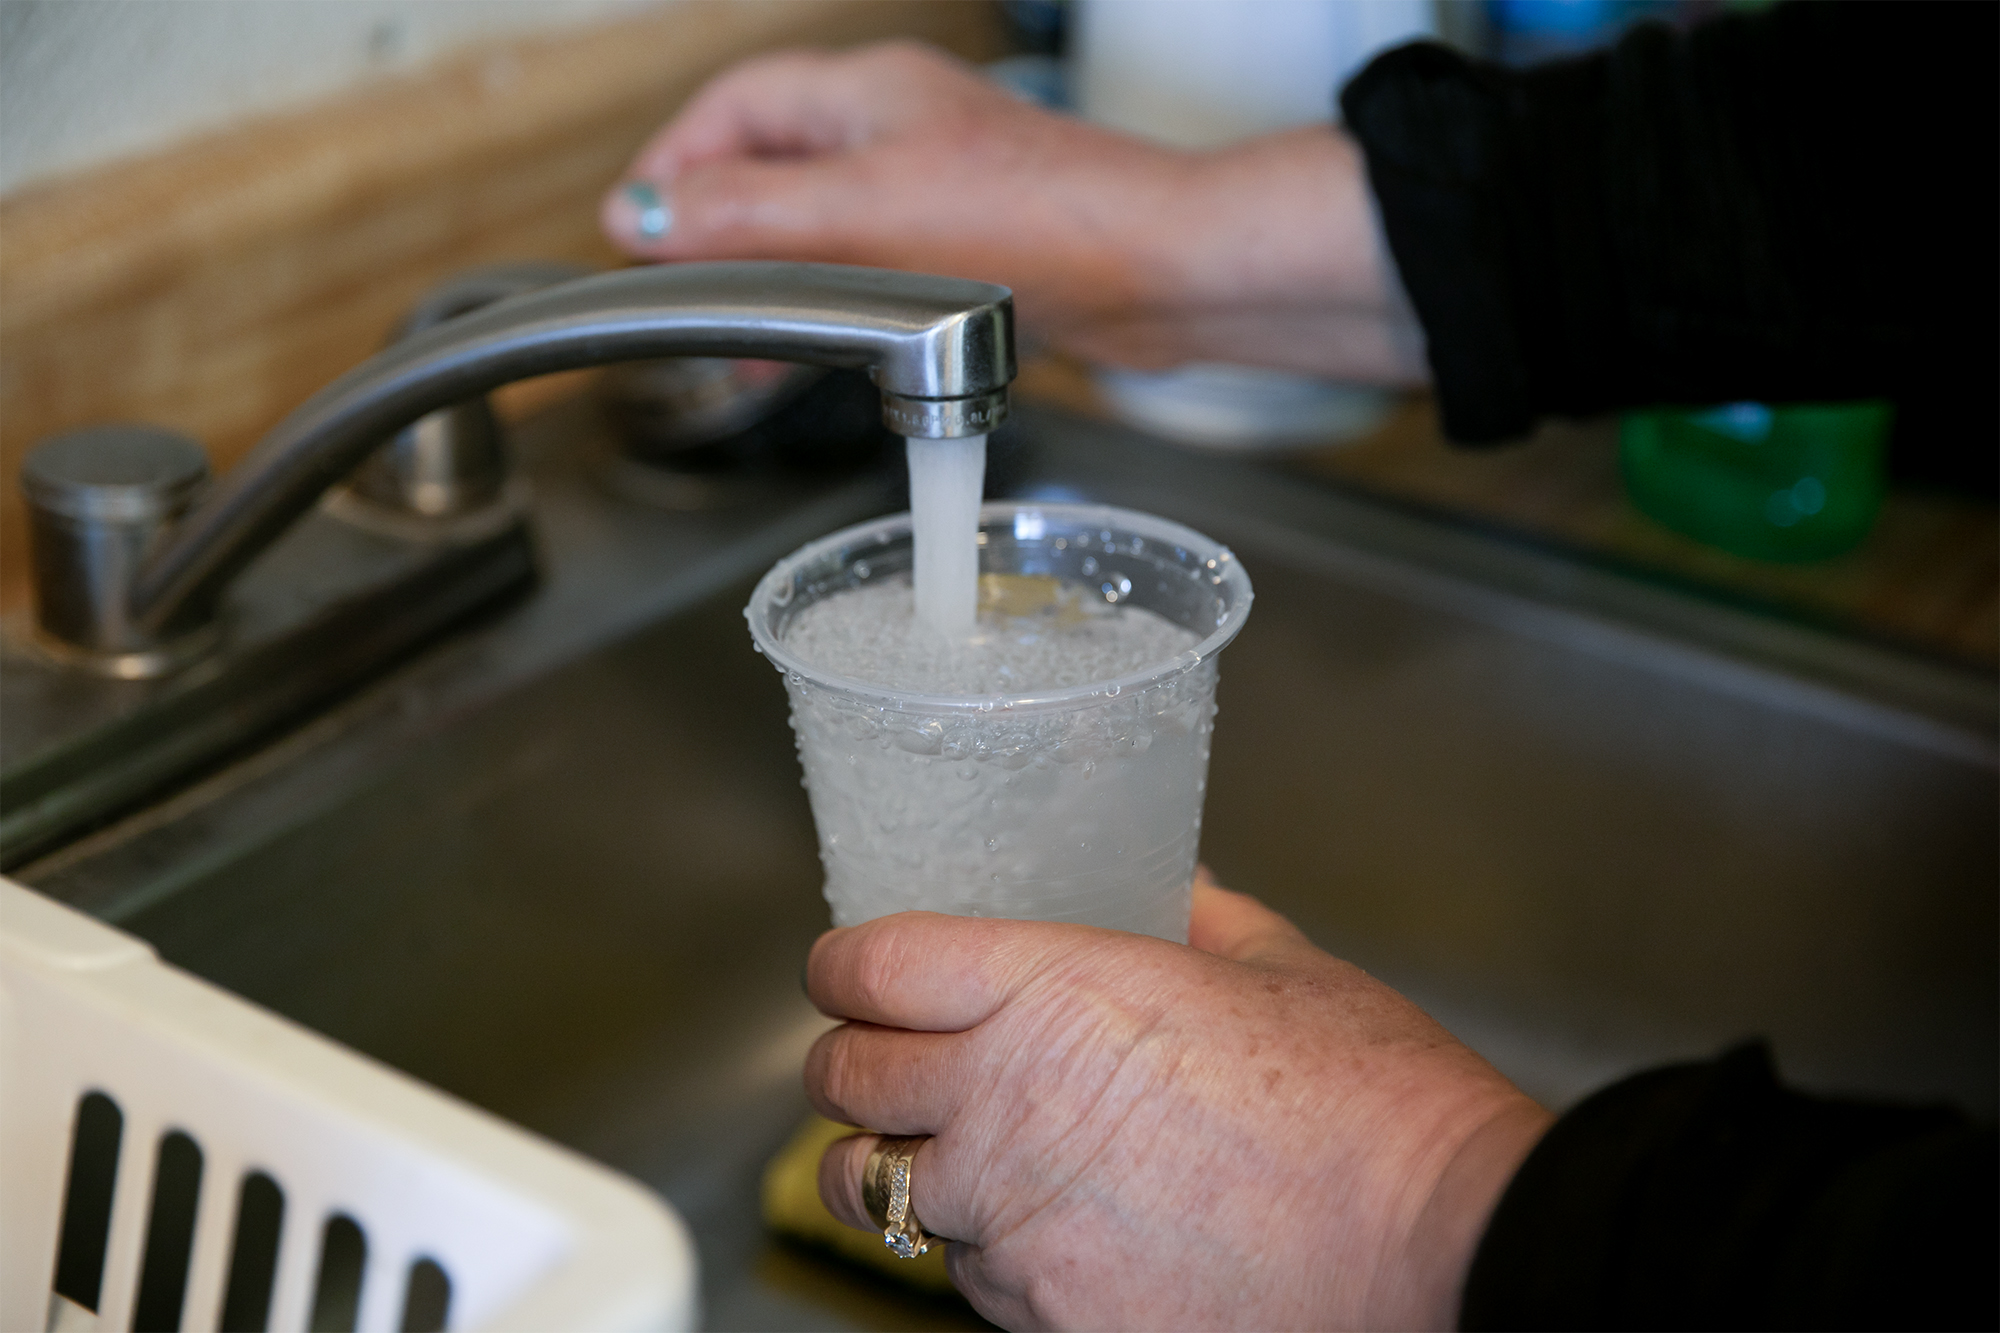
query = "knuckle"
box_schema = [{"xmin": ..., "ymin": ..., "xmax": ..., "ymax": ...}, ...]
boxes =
[
  {"xmin": 817, "ymin": 1028, "xmax": 868, "ymax": 1108},
  {"xmin": 803, "ymin": 1045, "xmax": 859, "ymax": 1125},
  {"xmin": 801, "ymin": 1028, "xmax": 837, "ymax": 1093},
  {"xmin": 848, "ymin": 927, "xmax": 908, "ymax": 1016}
]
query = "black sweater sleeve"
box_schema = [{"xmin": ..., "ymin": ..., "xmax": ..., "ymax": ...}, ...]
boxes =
[
  {"xmin": 1339, "ymin": 0, "xmax": 1998, "ymax": 493},
  {"xmin": 1460, "ymin": 1044, "xmax": 1998, "ymax": 1331}
]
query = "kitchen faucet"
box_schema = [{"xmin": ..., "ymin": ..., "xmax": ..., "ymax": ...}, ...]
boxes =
[
  {"xmin": 3, "ymin": 261, "xmax": 1013, "ymax": 869},
  {"xmin": 27, "ymin": 261, "xmax": 1015, "ymax": 664}
]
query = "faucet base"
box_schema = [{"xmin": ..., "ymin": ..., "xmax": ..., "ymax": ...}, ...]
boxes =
[
  {"xmin": 0, "ymin": 506, "xmax": 536, "ymax": 870},
  {"xmin": 25, "ymin": 621, "xmax": 222, "ymax": 682},
  {"xmin": 322, "ymin": 475, "xmax": 533, "ymax": 545}
]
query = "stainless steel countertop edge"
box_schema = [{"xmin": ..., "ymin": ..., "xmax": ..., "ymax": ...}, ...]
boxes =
[{"xmin": 1006, "ymin": 410, "xmax": 1997, "ymax": 768}]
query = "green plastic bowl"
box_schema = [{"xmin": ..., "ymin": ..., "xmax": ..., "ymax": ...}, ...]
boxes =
[{"xmin": 1619, "ymin": 400, "xmax": 1891, "ymax": 561}]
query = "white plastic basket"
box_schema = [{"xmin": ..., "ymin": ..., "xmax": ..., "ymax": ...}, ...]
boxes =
[{"xmin": 0, "ymin": 877, "xmax": 698, "ymax": 1332}]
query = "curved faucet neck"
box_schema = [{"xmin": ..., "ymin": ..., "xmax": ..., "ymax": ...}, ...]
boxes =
[{"xmin": 127, "ymin": 262, "xmax": 1014, "ymax": 640}]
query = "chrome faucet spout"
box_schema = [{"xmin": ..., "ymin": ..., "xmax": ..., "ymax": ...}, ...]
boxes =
[{"xmin": 125, "ymin": 262, "xmax": 1014, "ymax": 642}]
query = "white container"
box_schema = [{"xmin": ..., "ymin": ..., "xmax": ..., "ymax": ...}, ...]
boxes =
[
  {"xmin": 746, "ymin": 502, "xmax": 1254, "ymax": 944},
  {"xmin": 1074, "ymin": 0, "xmax": 1437, "ymax": 148},
  {"xmin": 1094, "ymin": 362, "xmax": 1397, "ymax": 452},
  {"xmin": 0, "ymin": 877, "xmax": 696, "ymax": 1333},
  {"xmin": 1072, "ymin": 0, "xmax": 1435, "ymax": 450}
]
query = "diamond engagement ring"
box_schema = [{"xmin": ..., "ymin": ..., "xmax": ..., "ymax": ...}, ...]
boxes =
[{"xmin": 862, "ymin": 1136, "xmax": 936, "ymax": 1259}]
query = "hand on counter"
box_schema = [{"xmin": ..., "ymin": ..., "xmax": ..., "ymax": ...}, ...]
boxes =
[
  {"xmin": 801, "ymin": 869, "xmax": 1552, "ymax": 1330},
  {"xmin": 601, "ymin": 42, "xmax": 1428, "ymax": 387}
]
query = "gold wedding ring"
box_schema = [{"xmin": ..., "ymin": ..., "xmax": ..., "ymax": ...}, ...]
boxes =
[{"xmin": 862, "ymin": 1135, "xmax": 936, "ymax": 1258}]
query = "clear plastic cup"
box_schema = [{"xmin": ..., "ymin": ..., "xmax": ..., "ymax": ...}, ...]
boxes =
[{"xmin": 746, "ymin": 501, "xmax": 1253, "ymax": 943}]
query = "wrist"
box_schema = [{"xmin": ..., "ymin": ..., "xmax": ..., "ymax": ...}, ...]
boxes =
[
  {"xmin": 1384, "ymin": 1095, "xmax": 1555, "ymax": 1330},
  {"xmin": 1171, "ymin": 125, "xmax": 1402, "ymax": 312},
  {"xmin": 1093, "ymin": 124, "xmax": 1425, "ymax": 382}
]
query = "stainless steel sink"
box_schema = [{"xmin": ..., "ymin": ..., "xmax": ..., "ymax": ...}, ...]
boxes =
[{"xmin": 17, "ymin": 392, "xmax": 1995, "ymax": 1330}]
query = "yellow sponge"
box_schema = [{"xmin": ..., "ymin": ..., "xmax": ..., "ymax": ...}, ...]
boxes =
[{"xmin": 761, "ymin": 1114, "xmax": 956, "ymax": 1294}]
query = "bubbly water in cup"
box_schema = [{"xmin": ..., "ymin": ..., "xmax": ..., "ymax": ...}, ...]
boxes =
[{"xmin": 746, "ymin": 501, "xmax": 1252, "ymax": 943}]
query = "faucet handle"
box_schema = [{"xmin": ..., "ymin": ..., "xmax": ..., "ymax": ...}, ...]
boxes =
[
  {"xmin": 341, "ymin": 397, "xmax": 507, "ymax": 520},
  {"xmin": 342, "ymin": 262, "xmax": 593, "ymax": 522},
  {"xmin": 20, "ymin": 425, "xmax": 216, "ymax": 676}
]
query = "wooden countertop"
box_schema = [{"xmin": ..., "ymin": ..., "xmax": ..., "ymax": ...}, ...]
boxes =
[{"xmin": 1014, "ymin": 356, "xmax": 2000, "ymax": 672}]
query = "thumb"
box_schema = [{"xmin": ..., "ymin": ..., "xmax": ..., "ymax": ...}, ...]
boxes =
[
  {"xmin": 1187, "ymin": 866, "xmax": 1319, "ymax": 969},
  {"xmin": 600, "ymin": 156, "xmax": 872, "ymax": 264}
]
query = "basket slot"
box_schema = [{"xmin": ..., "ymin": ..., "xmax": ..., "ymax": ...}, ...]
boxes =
[
  {"xmin": 52, "ymin": 1092, "xmax": 123, "ymax": 1318},
  {"xmin": 308, "ymin": 1214, "xmax": 367, "ymax": 1332},
  {"xmin": 397, "ymin": 1258, "xmax": 451, "ymax": 1333},
  {"xmin": 217, "ymin": 1172, "xmax": 285, "ymax": 1332},
  {"xmin": 133, "ymin": 1129, "xmax": 205, "ymax": 1330}
]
